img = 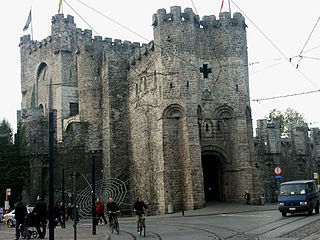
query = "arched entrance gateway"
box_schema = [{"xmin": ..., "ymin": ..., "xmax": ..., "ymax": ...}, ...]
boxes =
[{"xmin": 201, "ymin": 147, "xmax": 227, "ymax": 202}]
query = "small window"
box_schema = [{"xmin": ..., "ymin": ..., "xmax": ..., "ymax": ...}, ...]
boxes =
[
  {"xmin": 144, "ymin": 77, "xmax": 147, "ymax": 90},
  {"xmin": 70, "ymin": 102, "xmax": 79, "ymax": 116}
]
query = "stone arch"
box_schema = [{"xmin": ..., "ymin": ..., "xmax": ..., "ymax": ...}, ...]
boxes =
[
  {"xmin": 162, "ymin": 104, "xmax": 191, "ymax": 211},
  {"xmin": 35, "ymin": 62, "xmax": 49, "ymax": 115},
  {"xmin": 214, "ymin": 105, "xmax": 234, "ymax": 141},
  {"xmin": 215, "ymin": 105, "xmax": 234, "ymax": 119},
  {"xmin": 162, "ymin": 104, "xmax": 185, "ymax": 119},
  {"xmin": 201, "ymin": 145, "xmax": 229, "ymax": 201}
]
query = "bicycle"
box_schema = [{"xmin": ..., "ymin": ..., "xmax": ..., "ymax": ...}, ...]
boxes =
[
  {"xmin": 136, "ymin": 210, "xmax": 146, "ymax": 237},
  {"xmin": 108, "ymin": 211, "xmax": 119, "ymax": 234}
]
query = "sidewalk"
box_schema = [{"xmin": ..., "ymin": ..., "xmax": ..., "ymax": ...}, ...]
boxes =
[{"xmin": 0, "ymin": 202, "xmax": 278, "ymax": 239}]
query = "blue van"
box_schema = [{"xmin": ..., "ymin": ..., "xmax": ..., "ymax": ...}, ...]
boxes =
[{"xmin": 278, "ymin": 180, "xmax": 319, "ymax": 216}]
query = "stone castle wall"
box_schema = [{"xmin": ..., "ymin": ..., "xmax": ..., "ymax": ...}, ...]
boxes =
[
  {"xmin": 255, "ymin": 119, "xmax": 320, "ymax": 203},
  {"xmin": 19, "ymin": 6, "xmax": 260, "ymax": 213}
]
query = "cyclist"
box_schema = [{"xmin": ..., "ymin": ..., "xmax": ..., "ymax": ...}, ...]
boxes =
[
  {"xmin": 133, "ymin": 196, "xmax": 148, "ymax": 232},
  {"xmin": 106, "ymin": 197, "xmax": 120, "ymax": 224}
]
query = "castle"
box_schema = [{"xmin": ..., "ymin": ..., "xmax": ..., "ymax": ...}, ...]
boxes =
[{"xmin": 18, "ymin": 6, "xmax": 260, "ymax": 213}]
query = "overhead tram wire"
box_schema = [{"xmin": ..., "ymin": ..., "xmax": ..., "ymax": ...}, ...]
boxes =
[
  {"xmin": 62, "ymin": 0, "xmax": 143, "ymax": 79},
  {"xmin": 190, "ymin": 0, "xmax": 253, "ymax": 103},
  {"xmin": 71, "ymin": 0, "xmax": 238, "ymax": 104},
  {"xmin": 65, "ymin": 0, "xmax": 317, "ymax": 105},
  {"xmin": 252, "ymin": 89, "xmax": 320, "ymax": 102},
  {"xmin": 71, "ymin": 0, "xmax": 217, "ymax": 77},
  {"xmin": 299, "ymin": 16, "xmax": 320, "ymax": 56},
  {"xmin": 230, "ymin": 0, "xmax": 319, "ymax": 89},
  {"xmin": 62, "ymin": 0, "xmax": 99, "ymax": 36},
  {"xmin": 190, "ymin": 0, "xmax": 224, "ymax": 93}
]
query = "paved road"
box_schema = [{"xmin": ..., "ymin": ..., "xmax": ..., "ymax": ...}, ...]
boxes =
[{"xmin": 2, "ymin": 202, "xmax": 320, "ymax": 239}]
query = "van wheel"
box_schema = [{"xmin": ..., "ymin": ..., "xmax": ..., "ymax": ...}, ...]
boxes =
[
  {"xmin": 308, "ymin": 208, "xmax": 313, "ymax": 216},
  {"xmin": 281, "ymin": 212, "xmax": 287, "ymax": 217},
  {"xmin": 315, "ymin": 201, "xmax": 319, "ymax": 214}
]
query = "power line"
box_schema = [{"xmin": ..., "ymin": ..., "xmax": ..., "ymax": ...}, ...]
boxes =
[
  {"xmin": 299, "ymin": 16, "xmax": 320, "ymax": 56},
  {"xmin": 230, "ymin": 0, "xmax": 319, "ymax": 89},
  {"xmin": 65, "ymin": 0, "xmax": 318, "ymax": 106},
  {"xmin": 252, "ymin": 89, "xmax": 320, "ymax": 102},
  {"xmin": 63, "ymin": 0, "xmax": 99, "ymax": 36}
]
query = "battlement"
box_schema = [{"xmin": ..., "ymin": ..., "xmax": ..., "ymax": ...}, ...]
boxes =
[
  {"xmin": 51, "ymin": 14, "xmax": 74, "ymax": 24},
  {"xmin": 152, "ymin": 6, "xmax": 246, "ymax": 29},
  {"xmin": 130, "ymin": 41, "xmax": 154, "ymax": 66}
]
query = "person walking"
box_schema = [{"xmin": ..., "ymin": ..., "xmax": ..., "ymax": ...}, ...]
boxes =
[
  {"xmin": 96, "ymin": 198, "xmax": 107, "ymax": 224},
  {"xmin": 32, "ymin": 195, "xmax": 47, "ymax": 239},
  {"xmin": 66, "ymin": 203, "xmax": 73, "ymax": 221},
  {"xmin": 54, "ymin": 201, "xmax": 65, "ymax": 228},
  {"xmin": 14, "ymin": 197, "xmax": 28, "ymax": 240},
  {"xmin": 244, "ymin": 190, "xmax": 251, "ymax": 205},
  {"xmin": 0, "ymin": 206, "xmax": 3, "ymax": 223}
]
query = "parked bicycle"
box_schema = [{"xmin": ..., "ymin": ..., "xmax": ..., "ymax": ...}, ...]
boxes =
[{"xmin": 108, "ymin": 211, "xmax": 119, "ymax": 234}]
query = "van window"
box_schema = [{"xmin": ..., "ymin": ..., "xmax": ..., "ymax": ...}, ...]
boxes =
[
  {"xmin": 307, "ymin": 182, "xmax": 314, "ymax": 192},
  {"xmin": 280, "ymin": 184, "xmax": 306, "ymax": 195}
]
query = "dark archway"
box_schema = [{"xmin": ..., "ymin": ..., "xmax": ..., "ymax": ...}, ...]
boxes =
[{"xmin": 202, "ymin": 149, "xmax": 226, "ymax": 202}]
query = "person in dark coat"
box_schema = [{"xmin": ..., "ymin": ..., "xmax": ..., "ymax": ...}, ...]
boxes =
[
  {"xmin": 59, "ymin": 201, "xmax": 66, "ymax": 227},
  {"xmin": 244, "ymin": 190, "xmax": 251, "ymax": 205},
  {"xmin": 14, "ymin": 197, "xmax": 28, "ymax": 240},
  {"xmin": 54, "ymin": 201, "xmax": 65, "ymax": 228},
  {"xmin": 133, "ymin": 196, "xmax": 148, "ymax": 231},
  {"xmin": 32, "ymin": 195, "xmax": 47, "ymax": 239},
  {"xmin": 66, "ymin": 203, "xmax": 73, "ymax": 221},
  {"xmin": 106, "ymin": 197, "xmax": 120, "ymax": 223}
]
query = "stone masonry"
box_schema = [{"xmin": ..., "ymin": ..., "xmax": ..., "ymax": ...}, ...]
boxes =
[
  {"xmin": 18, "ymin": 7, "xmax": 259, "ymax": 213},
  {"xmin": 255, "ymin": 119, "xmax": 320, "ymax": 203}
]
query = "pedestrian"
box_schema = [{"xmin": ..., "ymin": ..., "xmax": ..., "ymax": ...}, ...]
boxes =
[
  {"xmin": 66, "ymin": 203, "xmax": 73, "ymax": 221},
  {"xmin": 96, "ymin": 198, "xmax": 107, "ymax": 224},
  {"xmin": 244, "ymin": 190, "xmax": 251, "ymax": 205},
  {"xmin": 54, "ymin": 201, "xmax": 65, "ymax": 228},
  {"xmin": 59, "ymin": 201, "xmax": 66, "ymax": 228},
  {"xmin": 32, "ymin": 195, "xmax": 47, "ymax": 239},
  {"xmin": 0, "ymin": 206, "xmax": 3, "ymax": 223},
  {"xmin": 14, "ymin": 197, "xmax": 28, "ymax": 240}
]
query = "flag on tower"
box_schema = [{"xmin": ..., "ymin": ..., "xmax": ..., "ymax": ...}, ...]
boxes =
[
  {"xmin": 23, "ymin": 10, "xmax": 32, "ymax": 31},
  {"xmin": 220, "ymin": 0, "xmax": 224, "ymax": 12}
]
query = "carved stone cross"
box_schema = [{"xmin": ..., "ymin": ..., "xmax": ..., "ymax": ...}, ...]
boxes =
[{"xmin": 200, "ymin": 64, "xmax": 212, "ymax": 78}]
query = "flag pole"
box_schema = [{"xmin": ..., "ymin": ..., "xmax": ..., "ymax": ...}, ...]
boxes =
[
  {"xmin": 228, "ymin": 0, "xmax": 232, "ymax": 14},
  {"xmin": 30, "ymin": 6, "xmax": 34, "ymax": 42}
]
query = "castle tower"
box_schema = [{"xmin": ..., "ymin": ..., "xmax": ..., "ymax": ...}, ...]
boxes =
[
  {"xmin": 126, "ymin": 6, "xmax": 259, "ymax": 213},
  {"xmin": 18, "ymin": 7, "xmax": 259, "ymax": 211}
]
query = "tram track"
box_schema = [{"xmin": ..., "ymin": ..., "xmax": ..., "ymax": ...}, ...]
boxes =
[
  {"xmin": 100, "ymin": 210, "xmax": 319, "ymax": 239},
  {"xmin": 105, "ymin": 228, "xmax": 163, "ymax": 240}
]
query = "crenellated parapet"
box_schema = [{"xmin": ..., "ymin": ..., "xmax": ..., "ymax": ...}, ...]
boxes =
[
  {"xmin": 129, "ymin": 41, "xmax": 154, "ymax": 66},
  {"xmin": 152, "ymin": 6, "xmax": 246, "ymax": 29}
]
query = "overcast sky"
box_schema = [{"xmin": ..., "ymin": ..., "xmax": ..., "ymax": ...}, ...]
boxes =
[{"xmin": 1, "ymin": 0, "xmax": 319, "ymax": 133}]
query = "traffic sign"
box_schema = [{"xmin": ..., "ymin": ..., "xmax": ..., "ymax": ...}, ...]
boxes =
[
  {"xmin": 274, "ymin": 175, "xmax": 283, "ymax": 179},
  {"xmin": 274, "ymin": 166, "xmax": 282, "ymax": 175}
]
